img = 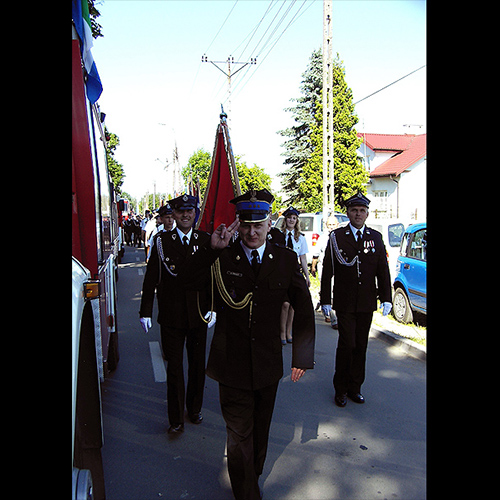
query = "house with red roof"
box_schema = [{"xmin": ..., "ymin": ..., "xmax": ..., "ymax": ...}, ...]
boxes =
[{"xmin": 357, "ymin": 133, "xmax": 426, "ymax": 222}]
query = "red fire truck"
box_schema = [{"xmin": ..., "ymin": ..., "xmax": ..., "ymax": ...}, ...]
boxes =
[{"xmin": 72, "ymin": 22, "xmax": 120, "ymax": 500}]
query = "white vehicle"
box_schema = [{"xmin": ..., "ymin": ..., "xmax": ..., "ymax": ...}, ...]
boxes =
[{"xmin": 366, "ymin": 218, "xmax": 406, "ymax": 282}]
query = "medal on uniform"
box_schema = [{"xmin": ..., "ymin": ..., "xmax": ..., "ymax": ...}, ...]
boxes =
[{"xmin": 364, "ymin": 240, "xmax": 375, "ymax": 253}]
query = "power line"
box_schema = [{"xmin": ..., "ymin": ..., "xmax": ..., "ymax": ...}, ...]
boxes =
[
  {"xmin": 230, "ymin": 0, "xmax": 312, "ymax": 101},
  {"xmin": 202, "ymin": 0, "xmax": 313, "ymax": 106},
  {"xmin": 250, "ymin": 0, "xmax": 290, "ymax": 59},
  {"xmin": 204, "ymin": 0, "xmax": 239, "ymax": 54},
  {"xmin": 232, "ymin": 0, "xmax": 277, "ymax": 60},
  {"xmin": 223, "ymin": 0, "xmax": 294, "ymax": 100},
  {"xmin": 191, "ymin": 0, "xmax": 239, "ymax": 98},
  {"xmin": 354, "ymin": 65, "xmax": 426, "ymax": 105}
]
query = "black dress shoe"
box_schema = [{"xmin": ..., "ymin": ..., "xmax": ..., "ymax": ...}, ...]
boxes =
[
  {"xmin": 188, "ymin": 412, "xmax": 203, "ymax": 424},
  {"xmin": 167, "ymin": 423, "xmax": 184, "ymax": 434},
  {"xmin": 347, "ymin": 392, "xmax": 365, "ymax": 404},
  {"xmin": 334, "ymin": 393, "xmax": 347, "ymax": 407}
]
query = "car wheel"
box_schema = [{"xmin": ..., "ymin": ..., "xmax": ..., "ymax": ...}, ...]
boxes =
[{"xmin": 393, "ymin": 287, "xmax": 413, "ymax": 324}]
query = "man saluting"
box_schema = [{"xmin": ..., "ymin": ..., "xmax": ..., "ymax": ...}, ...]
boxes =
[{"xmin": 179, "ymin": 189, "xmax": 316, "ymax": 500}]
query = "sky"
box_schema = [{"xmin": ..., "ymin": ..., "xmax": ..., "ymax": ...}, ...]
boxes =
[{"xmin": 90, "ymin": 0, "xmax": 426, "ymax": 203}]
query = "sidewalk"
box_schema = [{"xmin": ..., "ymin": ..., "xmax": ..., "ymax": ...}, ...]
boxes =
[
  {"xmin": 310, "ymin": 276, "xmax": 426, "ymax": 362},
  {"xmin": 369, "ymin": 324, "xmax": 426, "ymax": 361},
  {"xmin": 370, "ymin": 310, "xmax": 426, "ymax": 361}
]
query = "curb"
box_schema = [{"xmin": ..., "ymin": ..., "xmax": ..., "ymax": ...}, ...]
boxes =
[{"xmin": 369, "ymin": 325, "xmax": 426, "ymax": 362}]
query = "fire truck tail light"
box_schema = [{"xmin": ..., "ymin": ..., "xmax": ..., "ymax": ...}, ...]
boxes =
[
  {"xmin": 312, "ymin": 233, "xmax": 320, "ymax": 246},
  {"xmin": 83, "ymin": 280, "xmax": 101, "ymax": 300}
]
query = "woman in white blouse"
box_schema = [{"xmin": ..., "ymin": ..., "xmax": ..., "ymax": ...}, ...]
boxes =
[{"xmin": 279, "ymin": 207, "xmax": 311, "ymax": 344}]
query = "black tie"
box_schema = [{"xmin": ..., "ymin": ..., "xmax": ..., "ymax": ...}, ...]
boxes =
[
  {"xmin": 356, "ymin": 230, "xmax": 362, "ymax": 248},
  {"xmin": 251, "ymin": 249, "xmax": 260, "ymax": 276},
  {"xmin": 182, "ymin": 235, "xmax": 189, "ymax": 253},
  {"xmin": 286, "ymin": 232, "xmax": 293, "ymax": 249}
]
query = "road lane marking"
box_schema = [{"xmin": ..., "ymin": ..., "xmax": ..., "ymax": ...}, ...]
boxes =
[{"xmin": 149, "ymin": 341, "xmax": 167, "ymax": 382}]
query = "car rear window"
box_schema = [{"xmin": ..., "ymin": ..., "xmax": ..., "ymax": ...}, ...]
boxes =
[
  {"xmin": 408, "ymin": 229, "xmax": 427, "ymax": 261},
  {"xmin": 299, "ymin": 216, "xmax": 314, "ymax": 231},
  {"xmin": 387, "ymin": 224, "xmax": 405, "ymax": 247},
  {"xmin": 371, "ymin": 223, "xmax": 405, "ymax": 247}
]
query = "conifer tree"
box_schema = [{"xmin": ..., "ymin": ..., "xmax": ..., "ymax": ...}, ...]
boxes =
[
  {"xmin": 278, "ymin": 49, "xmax": 322, "ymax": 206},
  {"xmin": 278, "ymin": 50, "xmax": 368, "ymax": 212}
]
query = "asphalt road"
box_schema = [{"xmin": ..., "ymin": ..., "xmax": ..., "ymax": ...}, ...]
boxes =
[{"xmin": 101, "ymin": 244, "xmax": 426, "ymax": 500}]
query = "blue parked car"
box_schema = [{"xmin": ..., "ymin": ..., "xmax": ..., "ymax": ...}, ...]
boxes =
[{"xmin": 392, "ymin": 222, "xmax": 427, "ymax": 323}]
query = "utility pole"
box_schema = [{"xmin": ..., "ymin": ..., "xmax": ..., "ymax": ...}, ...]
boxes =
[
  {"xmin": 172, "ymin": 140, "xmax": 181, "ymax": 196},
  {"xmin": 322, "ymin": 0, "xmax": 334, "ymax": 217},
  {"xmin": 202, "ymin": 54, "xmax": 257, "ymax": 126}
]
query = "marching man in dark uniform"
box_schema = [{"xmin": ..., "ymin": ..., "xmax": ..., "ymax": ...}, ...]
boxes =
[
  {"xmin": 179, "ymin": 189, "xmax": 315, "ymax": 500},
  {"xmin": 320, "ymin": 192, "xmax": 392, "ymax": 407},
  {"xmin": 139, "ymin": 194, "xmax": 214, "ymax": 434}
]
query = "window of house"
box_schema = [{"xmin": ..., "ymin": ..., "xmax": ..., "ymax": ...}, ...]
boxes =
[{"xmin": 373, "ymin": 191, "xmax": 388, "ymax": 212}]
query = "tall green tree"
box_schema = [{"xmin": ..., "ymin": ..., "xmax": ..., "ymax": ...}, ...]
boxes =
[
  {"xmin": 278, "ymin": 50, "xmax": 368, "ymax": 212},
  {"xmin": 105, "ymin": 128, "xmax": 125, "ymax": 194},
  {"xmin": 278, "ymin": 49, "xmax": 322, "ymax": 206},
  {"xmin": 181, "ymin": 148, "xmax": 212, "ymax": 195},
  {"xmin": 235, "ymin": 159, "xmax": 271, "ymax": 194}
]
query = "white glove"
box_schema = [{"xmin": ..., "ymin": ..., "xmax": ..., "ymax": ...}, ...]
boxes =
[
  {"xmin": 140, "ymin": 317, "xmax": 152, "ymax": 333},
  {"xmin": 380, "ymin": 302, "xmax": 392, "ymax": 316},
  {"xmin": 204, "ymin": 311, "xmax": 217, "ymax": 329},
  {"xmin": 321, "ymin": 305, "xmax": 332, "ymax": 318}
]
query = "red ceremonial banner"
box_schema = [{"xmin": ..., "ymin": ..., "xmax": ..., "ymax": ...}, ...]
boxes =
[{"xmin": 197, "ymin": 119, "xmax": 239, "ymax": 233}]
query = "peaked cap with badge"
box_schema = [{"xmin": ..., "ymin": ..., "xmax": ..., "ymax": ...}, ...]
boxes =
[
  {"xmin": 344, "ymin": 191, "xmax": 371, "ymax": 208},
  {"xmin": 169, "ymin": 193, "xmax": 199, "ymax": 211},
  {"xmin": 157, "ymin": 203, "xmax": 173, "ymax": 216},
  {"xmin": 230, "ymin": 188, "xmax": 274, "ymax": 223},
  {"xmin": 282, "ymin": 206, "xmax": 300, "ymax": 217}
]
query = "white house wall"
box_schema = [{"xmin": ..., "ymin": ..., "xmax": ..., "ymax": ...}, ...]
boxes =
[
  {"xmin": 369, "ymin": 151, "xmax": 394, "ymax": 170},
  {"xmin": 398, "ymin": 156, "xmax": 426, "ymax": 222},
  {"xmin": 367, "ymin": 177, "xmax": 398, "ymax": 217},
  {"xmin": 366, "ymin": 156, "xmax": 426, "ymax": 223}
]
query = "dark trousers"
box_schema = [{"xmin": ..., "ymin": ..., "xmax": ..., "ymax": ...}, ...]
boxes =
[
  {"xmin": 334, "ymin": 312, "xmax": 373, "ymax": 394},
  {"xmin": 219, "ymin": 381, "xmax": 279, "ymax": 500},
  {"xmin": 160, "ymin": 325, "xmax": 207, "ymax": 425}
]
